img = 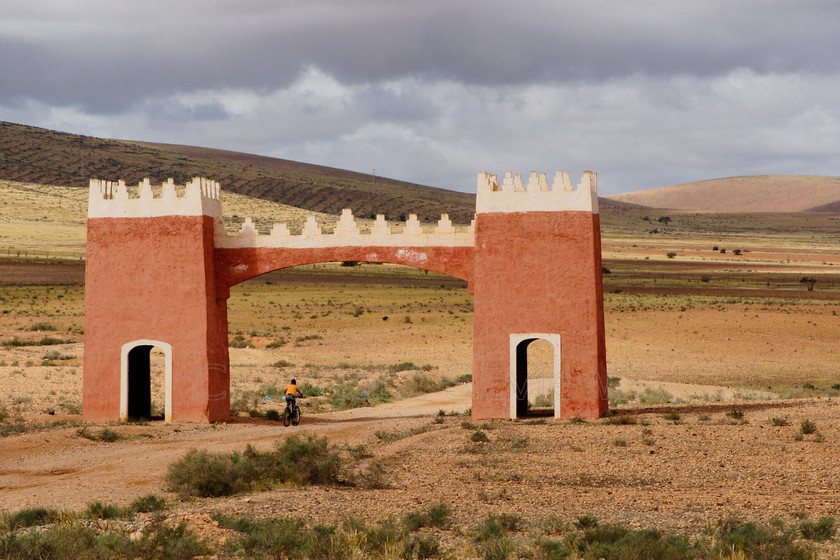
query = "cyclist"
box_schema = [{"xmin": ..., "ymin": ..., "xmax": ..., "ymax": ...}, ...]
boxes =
[{"xmin": 284, "ymin": 378, "xmax": 303, "ymax": 411}]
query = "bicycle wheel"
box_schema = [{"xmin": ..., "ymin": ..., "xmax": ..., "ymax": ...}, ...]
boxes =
[
  {"xmin": 283, "ymin": 408, "xmax": 291, "ymax": 427},
  {"xmin": 291, "ymin": 406, "xmax": 301, "ymax": 426}
]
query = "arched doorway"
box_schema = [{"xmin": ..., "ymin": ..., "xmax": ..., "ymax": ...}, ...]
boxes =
[
  {"xmin": 120, "ymin": 340, "xmax": 172, "ymax": 422},
  {"xmin": 509, "ymin": 334, "xmax": 561, "ymax": 419}
]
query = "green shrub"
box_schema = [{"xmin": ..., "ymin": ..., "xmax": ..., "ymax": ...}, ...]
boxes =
[
  {"xmin": 475, "ymin": 514, "xmax": 523, "ymax": 542},
  {"xmin": 714, "ymin": 517, "xmax": 814, "ymax": 560},
  {"xmin": 574, "ymin": 514, "xmax": 599, "ymax": 530},
  {"xmin": 770, "ymin": 417, "xmax": 789, "ymax": 426},
  {"xmin": 799, "ymin": 517, "xmax": 836, "ymax": 541},
  {"xmin": 270, "ymin": 359, "xmax": 294, "ymax": 368},
  {"xmin": 666, "ymin": 251, "xmax": 677, "ymax": 259},
  {"xmin": 135, "ymin": 522, "xmax": 210, "ymax": 560},
  {"xmin": 327, "ymin": 383, "xmax": 370, "ymax": 410},
  {"xmin": 402, "ymin": 532, "xmax": 441, "ymax": 560},
  {"xmin": 228, "ymin": 334, "xmax": 253, "ymax": 348},
  {"xmin": 403, "ymin": 503, "xmax": 451, "ymax": 532},
  {"xmin": 265, "ymin": 338, "xmax": 287, "ymax": 348},
  {"xmin": 479, "ymin": 536, "xmax": 514, "ymax": 560},
  {"xmin": 265, "ymin": 409, "xmax": 281, "ymax": 421},
  {"xmin": 130, "ymin": 494, "xmax": 167, "ymax": 513},
  {"xmin": 77, "ymin": 427, "xmax": 124, "ymax": 442},
  {"xmin": 27, "ymin": 322, "xmax": 58, "ymax": 331},
  {"xmin": 800, "ymin": 419, "xmax": 817, "ymax": 434},
  {"xmin": 2, "ymin": 507, "xmax": 59, "ymax": 529},
  {"xmin": 85, "ymin": 501, "xmax": 122, "ymax": 520},
  {"xmin": 725, "ymin": 409, "xmax": 744, "ymax": 420},
  {"xmin": 605, "ymin": 415, "xmax": 637, "ymax": 425},
  {"xmin": 471, "ymin": 430, "xmax": 489, "ymax": 443},
  {"xmin": 572, "ymin": 524, "xmax": 698, "ymax": 560}
]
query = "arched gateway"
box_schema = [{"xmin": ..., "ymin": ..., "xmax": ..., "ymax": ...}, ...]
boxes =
[{"xmin": 83, "ymin": 171, "xmax": 607, "ymax": 422}]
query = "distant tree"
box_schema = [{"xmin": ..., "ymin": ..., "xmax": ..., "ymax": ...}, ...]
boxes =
[
  {"xmin": 666, "ymin": 251, "xmax": 677, "ymax": 259},
  {"xmin": 733, "ymin": 249, "xmax": 742, "ymax": 255},
  {"xmin": 657, "ymin": 216, "xmax": 672, "ymax": 226},
  {"xmin": 642, "ymin": 216, "xmax": 650, "ymax": 222},
  {"xmin": 801, "ymin": 277, "xmax": 817, "ymax": 291}
]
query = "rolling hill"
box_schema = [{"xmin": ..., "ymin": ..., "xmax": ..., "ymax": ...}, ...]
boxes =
[
  {"xmin": 606, "ymin": 175, "xmax": 840, "ymax": 212},
  {"xmin": 0, "ymin": 122, "xmax": 476, "ymax": 223}
]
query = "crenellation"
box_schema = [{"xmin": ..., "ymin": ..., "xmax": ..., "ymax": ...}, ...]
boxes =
[
  {"xmin": 302, "ymin": 216, "xmax": 322, "ymax": 236},
  {"xmin": 237, "ymin": 217, "xmax": 258, "ymax": 239},
  {"xmin": 404, "ymin": 214, "xmax": 423, "ymax": 235},
  {"xmin": 334, "ymin": 209, "xmax": 360, "ymax": 236},
  {"xmin": 270, "ymin": 223, "xmax": 291, "ymax": 237},
  {"xmin": 88, "ymin": 177, "xmax": 222, "ymax": 219},
  {"xmin": 476, "ymin": 169, "xmax": 598, "ymax": 214},
  {"xmin": 215, "ymin": 211, "xmax": 474, "ymax": 249},
  {"xmin": 371, "ymin": 215, "xmax": 391, "ymax": 235},
  {"xmin": 435, "ymin": 214, "xmax": 455, "ymax": 234}
]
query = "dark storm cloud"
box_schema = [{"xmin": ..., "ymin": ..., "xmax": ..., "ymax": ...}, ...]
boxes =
[{"xmin": 3, "ymin": 1, "xmax": 840, "ymax": 112}]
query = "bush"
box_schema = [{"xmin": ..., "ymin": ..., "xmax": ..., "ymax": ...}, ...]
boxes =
[
  {"xmin": 800, "ymin": 419, "xmax": 817, "ymax": 434},
  {"xmin": 269, "ymin": 359, "xmax": 294, "ymax": 368},
  {"xmin": 130, "ymin": 494, "xmax": 167, "ymax": 513},
  {"xmin": 166, "ymin": 435, "xmax": 344, "ymax": 498},
  {"xmin": 85, "ymin": 501, "xmax": 122, "ymax": 520},
  {"xmin": 27, "ymin": 322, "xmax": 58, "ymax": 331},
  {"xmin": 725, "ymin": 409, "xmax": 744, "ymax": 420},
  {"xmin": 799, "ymin": 517, "xmax": 836, "ymax": 541},
  {"xmin": 714, "ymin": 517, "xmax": 814, "ymax": 560},
  {"xmin": 328, "ymin": 383, "xmax": 370, "ymax": 410},
  {"xmin": 2, "ymin": 507, "xmax": 59, "ymax": 529},
  {"xmin": 471, "ymin": 430, "xmax": 489, "ymax": 443},
  {"xmin": 770, "ymin": 417, "xmax": 789, "ymax": 426},
  {"xmin": 402, "ymin": 533, "xmax": 441, "ymax": 560},
  {"xmin": 265, "ymin": 409, "xmax": 281, "ymax": 421},
  {"xmin": 228, "ymin": 334, "xmax": 253, "ymax": 348},
  {"xmin": 135, "ymin": 522, "xmax": 210, "ymax": 560},
  {"xmin": 403, "ymin": 503, "xmax": 452, "ymax": 532},
  {"xmin": 666, "ymin": 251, "xmax": 677, "ymax": 259}
]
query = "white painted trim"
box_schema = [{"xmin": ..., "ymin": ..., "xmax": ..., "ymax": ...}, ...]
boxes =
[
  {"xmin": 120, "ymin": 340, "xmax": 173, "ymax": 423},
  {"xmin": 215, "ymin": 231, "xmax": 475, "ymax": 249},
  {"xmin": 509, "ymin": 333, "xmax": 562, "ymax": 420},
  {"xmin": 476, "ymin": 171, "xmax": 599, "ymax": 214},
  {"xmin": 88, "ymin": 178, "xmax": 222, "ymax": 220}
]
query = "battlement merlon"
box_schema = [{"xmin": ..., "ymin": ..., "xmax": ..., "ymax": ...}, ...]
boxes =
[
  {"xmin": 87, "ymin": 177, "xmax": 223, "ymax": 222},
  {"xmin": 475, "ymin": 170, "xmax": 598, "ymax": 214}
]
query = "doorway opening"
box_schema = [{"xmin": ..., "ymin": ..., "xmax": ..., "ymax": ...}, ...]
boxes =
[
  {"xmin": 509, "ymin": 334, "xmax": 561, "ymax": 419},
  {"xmin": 120, "ymin": 340, "xmax": 172, "ymax": 422}
]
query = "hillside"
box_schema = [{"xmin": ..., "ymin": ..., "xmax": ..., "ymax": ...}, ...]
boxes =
[
  {"xmin": 606, "ymin": 175, "xmax": 840, "ymax": 212},
  {"xmin": 0, "ymin": 122, "xmax": 475, "ymax": 223}
]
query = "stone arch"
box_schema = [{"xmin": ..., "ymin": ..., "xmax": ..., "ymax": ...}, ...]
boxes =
[
  {"xmin": 509, "ymin": 334, "xmax": 561, "ymax": 419},
  {"xmin": 120, "ymin": 340, "xmax": 173, "ymax": 422},
  {"xmin": 215, "ymin": 246, "xmax": 474, "ymax": 292}
]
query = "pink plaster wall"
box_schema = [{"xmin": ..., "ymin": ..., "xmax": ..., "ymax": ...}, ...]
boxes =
[
  {"xmin": 83, "ymin": 215, "xmax": 230, "ymax": 422},
  {"xmin": 471, "ymin": 211, "xmax": 607, "ymax": 419}
]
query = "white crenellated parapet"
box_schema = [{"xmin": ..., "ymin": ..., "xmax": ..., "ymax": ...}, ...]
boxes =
[
  {"xmin": 88, "ymin": 177, "xmax": 223, "ymax": 223},
  {"xmin": 216, "ymin": 208, "xmax": 475, "ymax": 249},
  {"xmin": 476, "ymin": 170, "xmax": 598, "ymax": 214}
]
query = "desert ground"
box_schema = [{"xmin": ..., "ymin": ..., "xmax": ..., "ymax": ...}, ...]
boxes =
[{"xmin": 2, "ymin": 184, "xmax": 840, "ymax": 557}]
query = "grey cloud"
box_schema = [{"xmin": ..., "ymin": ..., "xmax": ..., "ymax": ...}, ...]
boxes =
[{"xmin": 4, "ymin": 1, "xmax": 840, "ymax": 113}]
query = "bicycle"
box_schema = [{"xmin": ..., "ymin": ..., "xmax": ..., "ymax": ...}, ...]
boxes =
[{"xmin": 282, "ymin": 395, "xmax": 302, "ymax": 427}]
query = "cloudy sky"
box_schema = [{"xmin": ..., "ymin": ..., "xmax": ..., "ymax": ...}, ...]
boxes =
[{"xmin": 1, "ymin": 1, "xmax": 839, "ymax": 195}]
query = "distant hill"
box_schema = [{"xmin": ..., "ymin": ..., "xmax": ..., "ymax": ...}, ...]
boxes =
[
  {"xmin": 0, "ymin": 121, "xmax": 475, "ymax": 222},
  {"xmin": 606, "ymin": 175, "xmax": 840, "ymax": 212}
]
